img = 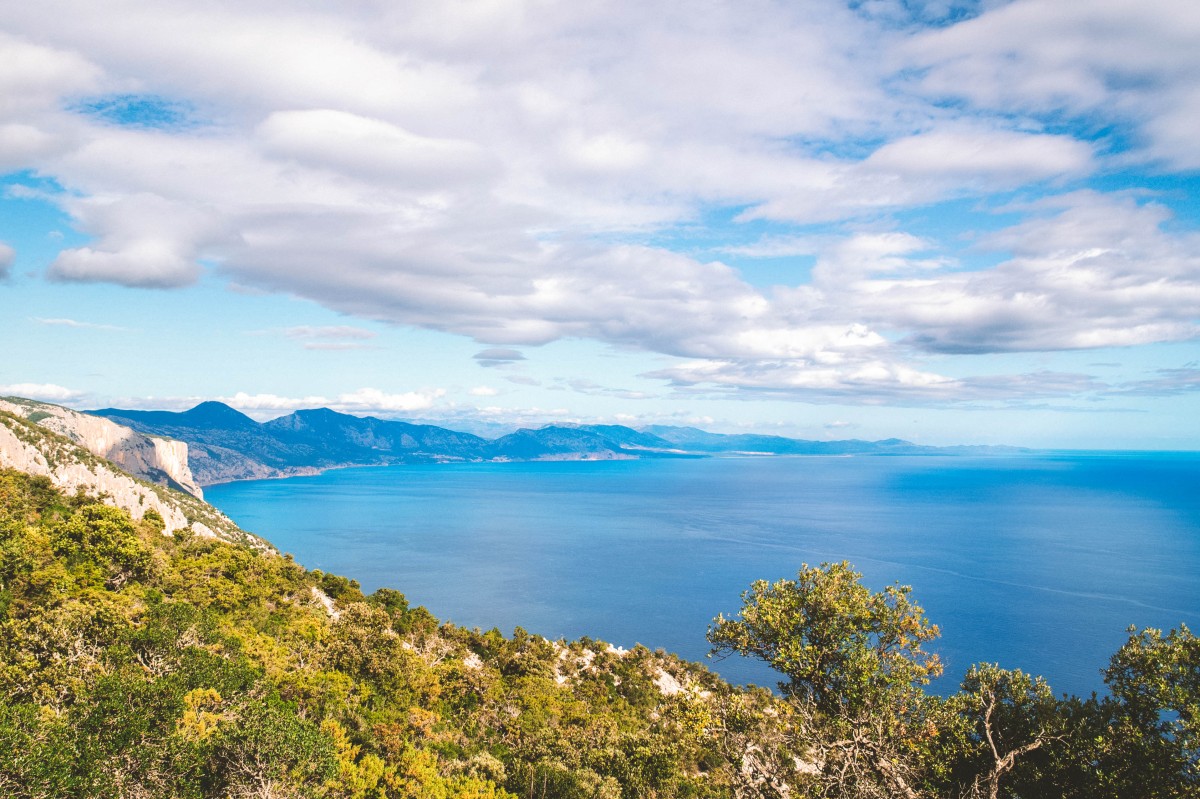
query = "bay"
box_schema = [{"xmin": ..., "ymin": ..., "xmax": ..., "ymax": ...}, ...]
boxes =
[{"xmin": 205, "ymin": 453, "xmax": 1200, "ymax": 697}]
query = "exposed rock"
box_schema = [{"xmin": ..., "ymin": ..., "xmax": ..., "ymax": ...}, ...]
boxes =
[
  {"xmin": 310, "ymin": 586, "xmax": 341, "ymax": 620},
  {"xmin": 0, "ymin": 407, "xmax": 263, "ymax": 549},
  {"xmin": 654, "ymin": 668, "xmax": 684, "ymax": 696},
  {"xmin": 0, "ymin": 396, "xmax": 204, "ymax": 498}
]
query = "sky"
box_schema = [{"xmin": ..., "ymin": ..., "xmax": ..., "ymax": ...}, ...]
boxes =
[{"xmin": 1, "ymin": 0, "xmax": 1199, "ymax": 449}]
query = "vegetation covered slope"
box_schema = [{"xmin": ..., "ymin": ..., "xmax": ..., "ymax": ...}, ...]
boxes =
[
  {"xmin": 0, "ymin": 410, "xmax": 251, "ymax": 547},
  {"xmin": 0, "ymin": 468, "xmax": 1196, "ymax": 798},
  {"xmin": 1, "ymin": 397, "xmax": 204, "ymax": 498}
]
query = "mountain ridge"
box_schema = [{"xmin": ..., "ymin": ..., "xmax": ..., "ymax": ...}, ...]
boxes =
[{"xmin": 91, "ymin": 400, "xmax": 1028, "ymax": 486}]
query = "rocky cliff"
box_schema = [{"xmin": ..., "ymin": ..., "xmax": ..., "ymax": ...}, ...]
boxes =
[
  {"xmin": 0, "ymin": 406, "xmax": 261, "ymax": 548},
  {"xmin": 0, "ymin": 396, "xmax": 204, "ymax": 498}
]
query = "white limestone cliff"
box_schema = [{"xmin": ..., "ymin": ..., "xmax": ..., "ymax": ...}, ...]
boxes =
[
  {"xmin": 0, "ymin": 413, "xmax": 194, "ymax": 535},
  {"xmin": 0, "ymin": 397, "xmax": 204, "ymax": 498},
  {"xmin": 0, "ymin": 401, "xmax": 263, "ymax": 548}
]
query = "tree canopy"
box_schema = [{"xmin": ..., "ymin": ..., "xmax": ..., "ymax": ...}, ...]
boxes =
[{"xmin": 1, "ymin": 468, "xmax": 1197, "ymax": 798}]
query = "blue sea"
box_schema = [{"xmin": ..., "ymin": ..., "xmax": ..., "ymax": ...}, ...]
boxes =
[{"xmin": 205, "ymin": 453, "xmax": 1200, "ymax": 698}]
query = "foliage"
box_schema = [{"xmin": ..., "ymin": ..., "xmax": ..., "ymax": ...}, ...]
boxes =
[
  {"xmin": 0, "ymin": 467, "xmax": 1197, "ymax": 798},
  {"xmin": 709, "ymin": 561, "xmax": 942, "ymax": 713},
  {"xmin": 709, "ymin": 561, "xmax": 1200, "ymax": 798}
]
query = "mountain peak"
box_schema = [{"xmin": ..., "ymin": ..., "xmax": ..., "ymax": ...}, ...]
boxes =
[{"xmin": 180, "ymin": 401, "xmax": 258, "ymax": 428}]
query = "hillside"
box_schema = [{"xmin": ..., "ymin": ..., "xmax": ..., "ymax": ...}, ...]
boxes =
[
  {"xmin": 91, "ymin": 402, "xmax": 1019, "ymax": 486},
  {"xmin": 0, "ymin": 465, "xmax": 1194, "ymax": 798},
  {"xmin": 0, "ymin": 407, "xmax": 257, "ymax": 547},
  {"xmin": 1, "ymin": 396, "xmax": 204, "ymax": 497},
  {"xmin": 0, "ymin": 466, "xmax": 747, "ymax": 798}
]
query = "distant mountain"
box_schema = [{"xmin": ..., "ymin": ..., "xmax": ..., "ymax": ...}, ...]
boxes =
[
  {"xmin": 486, "ymin": 425, "xmax": 692, "ymax": 461},
  {"xmin": 92, "ymin": 402, "xmax": 1027, "ymax": 486},
  {"xmin": 570, "ymin": 425, "xmax": 683, "ymax": 452},
  {"xmin": 264, "ymin": 407, "xmax": 488, "ymax": 463},
  {"xmin": 94, "ymin": 403, "xmax": 490, "ymax": 485},
  {"xmin": 640, "ymin": 426, "xmax": 972, "ymax": 456}
]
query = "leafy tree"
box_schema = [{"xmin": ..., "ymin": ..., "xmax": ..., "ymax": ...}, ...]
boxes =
[
  {"xmin": 1095, "ymin": 624, "xmax": 1200, "ymax": 798},
  {"xmin": 941, "ymin": 664, "xmax": 1066, "ymax": 799},
  {"xmin": 709, "ymin": 561, "xmax": 942, "ymax": 714},
  {"xmin": 709, "ymin": 562, "xmax": 944, "ymax": 798}
]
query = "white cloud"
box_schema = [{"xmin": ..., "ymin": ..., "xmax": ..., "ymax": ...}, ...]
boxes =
[
  {"xmin": 335, "ymin": 387, "xmax": 444, "ymax": 413},
  {"xmin": 1117, "ymin": 367, "xmax": 1200, "ymax": 397},
  {"xmin": 218, "ymin": 387, "xmax": 445, "ymax": 417},
  {"xmin": 0, "ymin": 382, "xmax": 84, "ymax": 402},
  {"xmin": 277, "ymin": 325, "xmax": 377, "ymax": 350},
  {"xmin": 863, "ymin": 125, "xmax": 1093, "ymax": 186},
  {"xmin": 648, "ymin": 357, "xmax": 958, "ymax": 402},
  {"xmin": 0, "ymin": 31, "xmax": 99, "ymax": 117},
  {"xmin": 1, "ymin": 0, "xmax": 1198, "ymax": 407},
  {"xmin": 469, "ymin": 385, "xmax": 499, "ymax": 397},
  {"xmin": 282, "ymin": 326, "xmax": 375, "ymax": 340},
  {"xmin": 903, "ymin": 0, "xmax": 1200, "ymax": 169},
  {"xmin": 474, "ymin": 348, "xmax": 526, "ymax": 367},
  {"xmin": 854, "ymin": 192, "xmax": 1200, "ymax": 353},
  {"xmin": 34, "ymin": 316, "xmax": 133, "ymax": 331},
  {"xmin": 218, "ymin": 392, "xmax": 329, "ymax": 412},
  {"xmin": 47, "ymin": 192, "xmax": 226, "ymax": 287},
  {"xmin": 0, "ymin": 122, "xmax": 64, "ymax": 171},
  {"xmin": 256, "ymin": 109, "xmax": 495, "ymax": 186}
]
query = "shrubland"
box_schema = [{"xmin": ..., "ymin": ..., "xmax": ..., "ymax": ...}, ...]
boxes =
[{"xmin": 0, "ymin": 467, "xmax": 1195, "ymax": 798}]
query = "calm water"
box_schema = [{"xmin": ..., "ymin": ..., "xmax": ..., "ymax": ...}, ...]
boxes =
[{"xmin": 206, "ymin": 454, "xmax": 1200, "ymax": 697}]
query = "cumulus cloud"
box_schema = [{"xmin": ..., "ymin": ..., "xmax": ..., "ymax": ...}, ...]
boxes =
[
  {"xmin": 257, "ymin": 109, "xmax": 494, "ymax": 186},
  {"xmin": 47, "ymin": 192, "xmax": 226, "ymax": 287},
  {"xmin": 647, "ymin": 357, "xmax": 959, "ymax": 403},
  {"xmin": 862, "ymin": 193, "xmax": 1200, "ymax": 353},
  {"xmin": 219, "ymin": 387, "xmax": 445, "ymax": 416},
  {"xmin": 903, "ymin": 0, "xmax": 1200, "ymax": 169},
  {"xmin": 0, "ymin": 382, "xmax": 85, "ymax": 402},
  {"xmin": 1, "ymin": 0, "xmax": 1198, "ymax": 405},
  {"xmin": 863, "ymin": 125, "xmax": 1093, "ymax": 186}
]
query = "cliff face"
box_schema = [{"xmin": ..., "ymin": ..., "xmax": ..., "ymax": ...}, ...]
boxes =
[
  {"xmin": 0, "ymin": 397, "xmax": 204, "ymax": 498},
  {"xmin": 0, "ymin": 404, "xmax": 262, "ymax": 548}
]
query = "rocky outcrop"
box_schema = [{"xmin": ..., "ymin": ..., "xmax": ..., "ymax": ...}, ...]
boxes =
[
  {"xmin": 0, "ymin": 397, "xmax": 204, "ymax": 498},
  {"xmin": 0, "ymin": 407, "xmax": 263, "ymax": 548}
]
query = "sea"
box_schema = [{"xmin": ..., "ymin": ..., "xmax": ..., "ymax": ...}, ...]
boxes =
[{"xmin": 205, "ymin": 453, "xmax": 1200, "ymax": 698}]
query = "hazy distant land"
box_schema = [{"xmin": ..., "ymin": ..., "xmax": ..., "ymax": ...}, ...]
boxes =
[{"xmin": 93, "ymin": 401, "xmax": 1028, "ymax": 486}]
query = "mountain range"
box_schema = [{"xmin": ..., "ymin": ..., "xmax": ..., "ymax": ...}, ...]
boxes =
[{"xmin": 92, "ymin": 401, "xmax": 1024, "ymax": 486}]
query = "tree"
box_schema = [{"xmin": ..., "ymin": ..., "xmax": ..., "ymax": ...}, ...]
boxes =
[
  {"xmin": 709, "ymin": 562, "xmax": 944, "ymax": 798},
  {"xmin": 947, "ymin": 664, "xmax": 1064, "ymax": 799},
  {"xmin": 1096, "ymin": 624, "xmax": 1200, "ymax": 798},
  {"xmin": 709, "ymin": 561, "xmax": 942, "ymax": 715}
]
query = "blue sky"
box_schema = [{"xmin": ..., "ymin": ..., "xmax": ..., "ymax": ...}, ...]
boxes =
[{"xmin": 2, "ymin": 0, "xmax": 1199, "ymax": 448}]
